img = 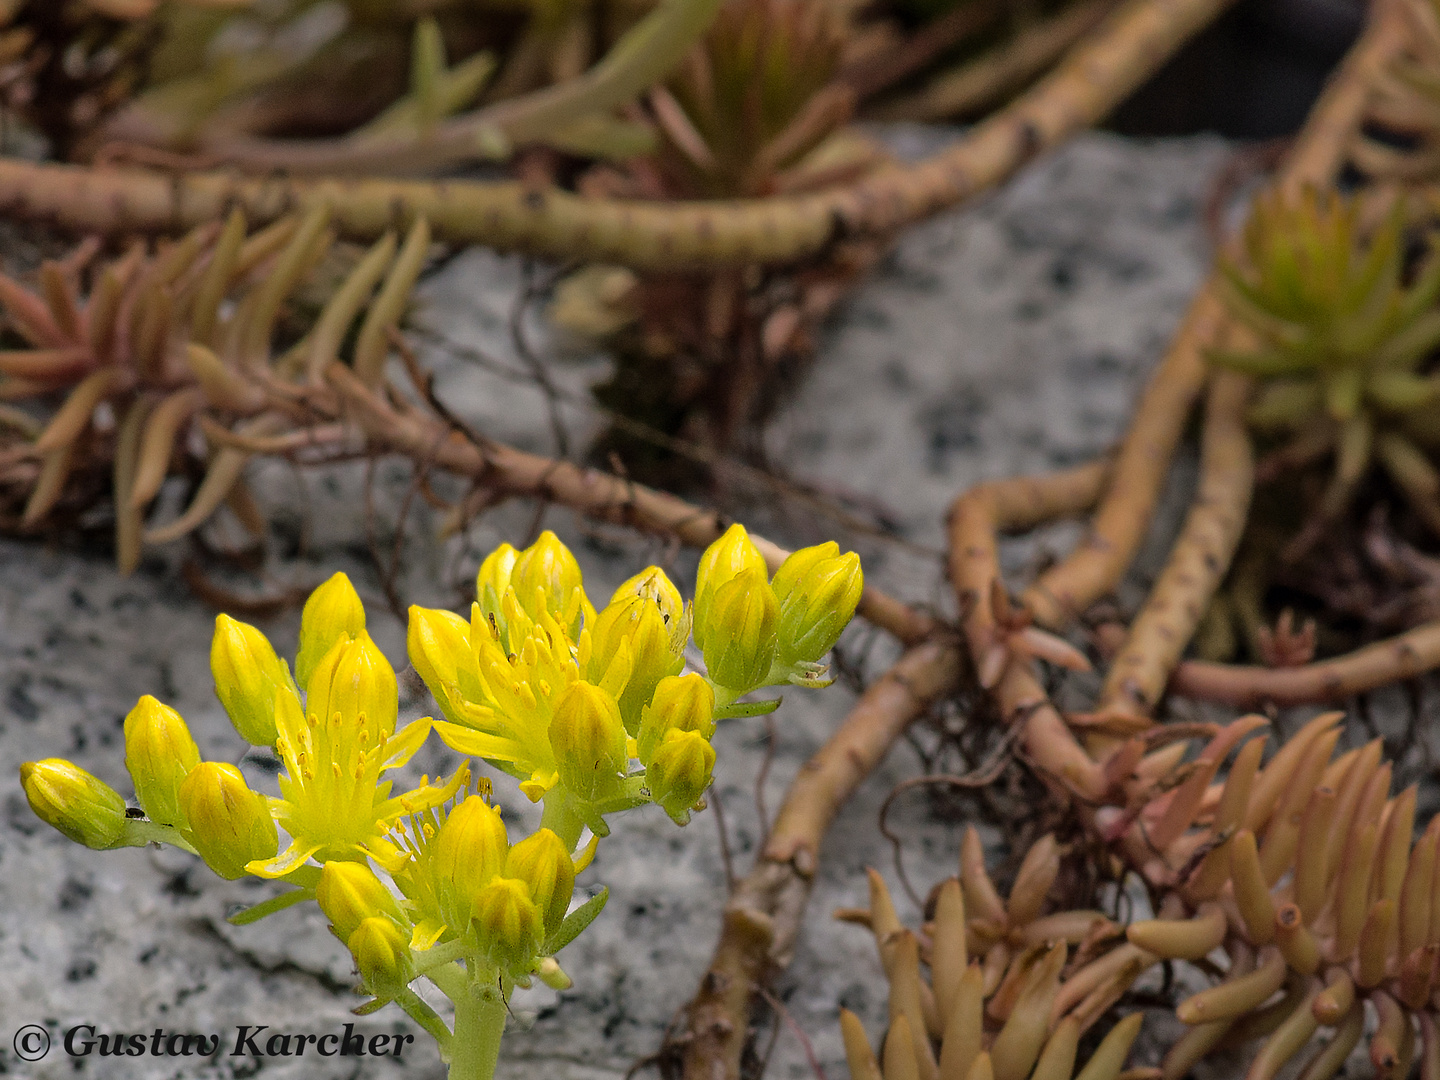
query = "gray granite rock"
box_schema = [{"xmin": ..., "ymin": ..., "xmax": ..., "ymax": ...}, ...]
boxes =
[{"xmin": 0, "ymin": 131, "xmax": 1231, "ymax": 1080}]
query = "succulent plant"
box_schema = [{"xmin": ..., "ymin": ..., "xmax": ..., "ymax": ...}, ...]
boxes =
[
  {"xmin": 839, "ymin": 711, "xmax": 1440, "ymax": 1080},
  {"xmin": 1214, "ymin": 188, "xmax": 1440, "ymax": 549},
  {"xmin": 840, "ymin": 832, "xmax": 1144, "ymax": 1080},
  {"xmin": 649, "ymin": 0, "xmax": 854, "ymax": 199},
  {"xmin": 0, "ymin": 207, "xmax": 430, "ymax": 568}
]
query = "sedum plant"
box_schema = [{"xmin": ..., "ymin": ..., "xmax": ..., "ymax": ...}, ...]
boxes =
[
  {"xmin": 19, "ymin": 525, "xmax": 861, "ymax": 1080},
  {"xmin": 1214, "ymin": 188, "xmax": 1440, "ymax": 543},
  {"xmin": 839, "ymin": 840, "xmax": 1146, "ymax": 1080},
  {"xmin": 648, "ymin": 0, "xmax": 854, "ymax": 201},
  {"xmin": 0, "ymin": 205, "xmax": 430, "ymax": 569},
  {"xmin": 836, "ymin": 712, "xmax": 1440, "ymax": 1080}
]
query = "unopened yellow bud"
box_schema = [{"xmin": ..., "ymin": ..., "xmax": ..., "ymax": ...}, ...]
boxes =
[
  {"xmin": 698, "ymin": 566, "xmax": 779, "ymax": 694},
  {"xmin": 123, "ymin": 696, "xmax": 201, "ymax": 827},
  {"xmin": 432, "ymin": 796, "xmax": 509, "ymax": 917},
  {"xmin": 20, "ymin": 759, "xmax": 128, "ymax": 849},
  {"xmin": 295, "ymin": 572, "xmax": 366, "ymax": 688},
  {"xmin": 588, "ymin": 596, "xmax": 684, "ymax": 732},
  {"xmin": 548, "ymin": 682, "xmax": 629, "ymax": 803},
  {"xmin": 305, "ymin": 631, "xmax": 398, "ymax": 737},
  {"xmin": 769, "ymin": 543, "xmax": 833, "ymax": 599},
  {"xmin": 473, "ymin": 877, "xmax": 544, "ymax": 974},
  {"xmin": 177, "ymin": 762, "xmax": 278, "ymax": 879},
  {"xmin": 504, "ymin": 828, "xmax": 575, "ymax": 936},
  {"xmin": 406, "ymin": 605, "xmax": 476, "ymax": 723},
  {"xmin": 511, "ymin": 531, "xmax": 595, "ymax": 639},
  {"xmin": 646, "ymin": 729, "xmax": 715, "ymax": 825},
  {"xmin": 475, "ymin": 543, "xmax": 519, "ymax": 610},
  {"xmin": 317, "ymin": 860, "xmax": 404, "ymax": 942},
  {"xmin": 611, "ymin": 566, "xmax": 683, "ymax": 627},
  {"xmin": 637, "ymin": 674, "xmax": 715, "ymax": 766},
  {"xmin": 211, "ymin": 615, "xmax": 296, "ymax": 746},
  {"xmin": 694, "ymin": 524, "xmax": 768, "ymax": 641},
  {"xmin": 771, "ymin": 545, "xmax": 863, "ymax": 665},
  {"xmin": 349, "ymin": 916, "xmax": 413, "ymax": 996}
]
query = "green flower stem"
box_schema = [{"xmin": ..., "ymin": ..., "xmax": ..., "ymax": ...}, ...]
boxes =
[
  {"xmin": 120, "ymin": 818, "xmax": 199, "ymax": 854},
  {"xmin": 395, "ymin": 987, "xmax": 453, "ymax": 1052},
  {"xmin": 413, "ymin": 940, "xmax": 469, "ymax": 977},
  {"xmin": 539, "ymin": 797, "xmax": 585, "ymax": 853},
  {"xmin": 446, "ymin": 977, "xmax": 508, "ymax": 1080},
  {"xmin": 425, "ymin": 961, "xmax": 470, "ymax": 1003}
]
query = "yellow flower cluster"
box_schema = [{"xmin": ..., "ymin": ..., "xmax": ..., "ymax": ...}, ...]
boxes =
[
  {"xmin": 21, "ymin": 573, "xmax": 461, "ymax": 884},
  {"xmin": 409, "ymin": 525, "xmax": 862, "ymax": 840},
  {"xmin": 316, "ymin": 775, "xmax": 599, "ymax": 994},
  {"xmin": 17, "ymin": 525, "xmax": 861, "ymax": 1080}
]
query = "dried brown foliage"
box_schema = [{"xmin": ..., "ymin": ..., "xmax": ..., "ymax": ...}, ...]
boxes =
[{"xmin": 0, "ymin": 206, "xmax": 430, "ymax": 567}]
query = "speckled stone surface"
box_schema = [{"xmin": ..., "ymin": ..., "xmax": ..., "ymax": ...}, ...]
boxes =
[{"xmin": 0, "ymin": 131, "xmax": 1230, "ymax": 1080}]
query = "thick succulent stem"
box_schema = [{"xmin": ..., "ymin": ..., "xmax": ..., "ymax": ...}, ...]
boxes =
[
  {"xmin": 1021, "ymin": 291, "xmax": 1226, "ymax": 629},
  {"xmin": 946, "ymin": 461, "xmax": 1114, "ymax": 799},
  {"xmin": 948, "ymin": 460, "xmax": 1113, "ymax": 654},
  {"xmin": 1092, "ymin": 370, "xmax": 1254, "ymax": 724},
  {"xmin": 1169, "ymin": 620, "xmax": 1440, "ymax": 708},
  {"xmin": 870, "ymin": 0, "xmax": 1120, "ymax": 122},
  {"xmin": 0, "ymin": 0, "xmax": 1235, "ymax": 270}
]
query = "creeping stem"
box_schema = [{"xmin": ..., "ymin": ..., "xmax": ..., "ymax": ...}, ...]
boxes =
[
  {"xmin": 1093, "ymin": 370, "xmax": 1254, "ymax": 724},
  {"xmin": 0, "ymin": 0, "xmax": 1234, "ymax": 269}
]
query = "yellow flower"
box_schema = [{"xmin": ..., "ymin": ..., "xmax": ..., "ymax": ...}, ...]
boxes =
[
  {"xmin": 646, "ymin": 729, "xmax": 716, "ymax": 825},
  {"xmin": 210, "ymin": 614, "xmax": 296, "ymax": 746},
  {"xmin": 549, "ymin": 682, "xmax": 630, "ymax": 805},
  {"xmin": 177, "ymin": 762, "xmax": 278, "ymax": 879},
  {"xmin": 295, "ymin": 572, "xmax": 366, "ymax": 689},
  {"xmin": 431, "ymin": 794, "xmax": 510, "ymax": 922},
  {"xmin": 637, "ymin": 674, "xmax": 714, "ymax": 766},
  {"xmin": 509, "ymin": 531, "xmax": 596, "ymax": 641},
  {"xmin": 612, "ymin": 566, "xmax": 685, "ymax": 627},
  {"xmin": 349, "ymin": 916, "xmax": 413, "ymax": 998},
  {"xmin": 388, "ymin": 790, "xmax": 508, "ymax": 951},
  {"xmin": 473, "ymin": 877, "xmax": 544, "ymax": 973},
  {"xmin": 693, "ymin": 524, "xmax": 768, "ymax": 637},
  {"xmin": 475, "ymin": 542, "xmax": 519, "ymax": 609},
  {"xmin": 771, "ymin": 543, "xmax": 863, "ymax": 666},
  {"xmin": 19, "ymin": 759, "xmax": 129, "ymax": 850},
  {"xmin": 505, "ymin": 828, "xmax": 576, "ymax": 937},
  {"xmin": 406, "ymin": 605, "xmax": 478, "ymax": 724},
  {"xmin": 306, "ymin": 629, "xmax": 399, "ymax": 740},
  {"xmin": 698, "ymin": 565, "xmax": 779, "ymax": 694},
  {"xmin": 317, "ymin": 860, "xmax": 405, "ymax": 941},
  {"xmin": 256, "ymin": 630, "xmax": 459, "ymax": 878},
  {"xmin": 587, "ymin": 593, "xmax": 684, "ymax": 733},
  {"xmin": 123, "ymin": 695, "xmax": 201, "ymax": 828},
  {"xmin": 386, "ymin": 788, "xmax": 564, "ymax": 978},
  {"xmin": 422, "ymin": 582, "xmax": 631, "ymax": 806}
]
